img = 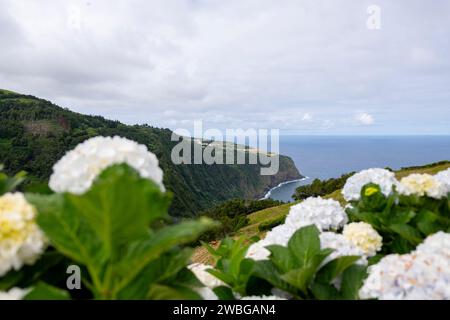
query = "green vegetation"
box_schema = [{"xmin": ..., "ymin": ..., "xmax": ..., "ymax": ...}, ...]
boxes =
[
  {"xmin": 0, "ymin": 164, "xmax": 26, "ymax": 195},
  {"xmin": 0, "ymin": 89, "xmax": 301, "ymax": 217},
  {"xmin": 258, "ymin": 215, "xmax": 286, "ymax": 232},
  {"xmin": 253, "ymin": 225, "xmax": 366, "ymax": 300},
  {"xmin": 203, "ymin": 237, "xmax": 258, "ymax": 297},
  {"xmin": 204, "ymin": 226, "xmax": 366, "ymax": 300},
  {"xmin": 293, "ymin": 172, "xmax": 355, "ymax": 200},
  {"xmin": 348, "ymin": 182, "xmax": 450, "ymax": 254},
  {"xmin": 193, "ymin": 161, "xmax": 450, "ymax": 264},
  {"xmin": 197, "ymin": 198, "xmax": 282, "ymax": 242}
]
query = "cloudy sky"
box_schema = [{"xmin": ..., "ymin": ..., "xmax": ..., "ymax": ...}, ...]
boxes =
[{"xmin": 1, "ymin": 0, "xmax": 449, "ymax": 135}]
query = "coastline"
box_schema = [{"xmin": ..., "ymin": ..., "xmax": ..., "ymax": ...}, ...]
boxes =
[{"xmin": 261, "ymin": 177, "xmax": 310, "ymax": 200}]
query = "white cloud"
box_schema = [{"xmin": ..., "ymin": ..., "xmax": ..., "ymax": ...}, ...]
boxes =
[
  {"xmin": 302, "ymin": 113, "xmax": 313, "ymax": 122},
  {"xmin": 355, "ymin": 112, "xmax": 375, "ymax": 126},
  {"xmin": 0, "ymin": 0, "xmax": 449, "ymax": 134}
]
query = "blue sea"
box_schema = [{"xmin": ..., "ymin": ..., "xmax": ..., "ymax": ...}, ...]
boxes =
[{"xmin": 266, "ymin": 136, "xmax": 450, "ymax": 202}]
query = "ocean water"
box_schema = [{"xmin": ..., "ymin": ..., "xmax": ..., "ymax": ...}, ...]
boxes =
[{"xmin": 266, "ymin": 136, "xmax": 450, "ymax": 202}]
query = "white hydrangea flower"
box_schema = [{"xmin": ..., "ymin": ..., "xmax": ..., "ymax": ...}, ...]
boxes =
[
  {"xmin": 285, "ymin": 197, "xmax": 348, "ymax": 232},
  {"xmin": 49, "ymin": 136, "xmax": 164, "ymax": 194},
  {"xmin": 246, "ymin": 223, "xmax": 309, "ymax": 261},
  {"xmin": 398, "ymin": 173, "xmax": 447, "ymax": 199},
  {"xmin": 195, "ymin": 287, "xmax": 218, "ymax": 300},
  {"xmin": 320, "ymin": 232, "xmax": 367, "ymax": 265},
  {"xmin": 188, "ymin": 263, "xmax": 225, "ymax": 288},
  {"xmin": 342, "ymin": 168, "xmax": 398, "ymax": 201},
  {"xmin": 246, "ymin": 241, "xmax": 271, "ymax": 261},
  {"xmin": 416, "ymin": 231, "xmax": 450, "ymax": 257},
  {"xmin": 0, "ymin": 287, "xmax": 30, "ymax": 300},
  {"xmin": 241, "ymin": 295, "xmax": 286, "ymax": 300},
  {"xmin": 435, "ymin": 168, "xmax": 450, "ymax": 194},
  {"xmin": 360, "ymin": 232, "xmax": 450, "ymax": 300},
  {"xmin": 0, "ymin": 193, "xmax": 47, "ymax": 276},
  {"xmin": 262, "ymin": 224, "xmax": 297, "ymax": 247},
  {"xmin": 343, "ymin": 222, "xmax": 382, "ymax": 257}
]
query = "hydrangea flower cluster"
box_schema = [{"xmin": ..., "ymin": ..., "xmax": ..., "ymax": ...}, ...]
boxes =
[
  {"xmin": 246, "ymin": 224, "xmax": 293, "ymax": 261},
  {"xmin": 285, "ymin": 197, "xmax": 348, "ymax": 231},
  {"xmin": 342, "ymin": 168, "xmax": 398, "ymax": 201},
  {"xmin": 188, "ymin": 263, "xmax": 224, "ymax": 288},
  {"xmin": 246, "ymin": 241, "xmax": 271, "ymax": 261},
  {"xmin": 319, "ymin": 232, "xmax": 367, "ymax": 265},
  {"xmin": 435, "ymin": 168, "xmax": 450, "ymax": 193},
  {"xmin": 360, "ymin": 232, "xmax": 450, "ymax": 300},
  {"xmin": 0, "ymin": 193, "xmax": 47, "ymax": 277},
  {"xmin": 343, "ymin": 222, "xmax": 382, "ymax": 257},
  {"xmin": 246, "ymin": 198, "xmax": 361, "ymax": 262},
  {"xmin": 398, "ymin": 173, "xmax": 447, "ymax": 199},
  {"xmin": 49, "ymin": 136, "xmax": 165, "ymax": 194},
  {"xmin": 188, "ymin": 263, "xmax": 225, "ymax": 300}
]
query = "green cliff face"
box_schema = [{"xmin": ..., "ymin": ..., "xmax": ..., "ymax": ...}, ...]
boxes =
[{"xmin": 0, "ymin": 89, "xmax": 301, "ymax": 216}]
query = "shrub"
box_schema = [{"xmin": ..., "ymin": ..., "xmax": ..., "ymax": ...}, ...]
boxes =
[{"xmin": 258, "ymin": 215, "xmax": 286, "ymax": 232}]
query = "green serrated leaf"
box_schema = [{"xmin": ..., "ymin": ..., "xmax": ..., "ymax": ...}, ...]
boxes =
[
  {"xmin": 316, "ymin": 256, "xmax": 361, "ymax": 284},
  {"xmin": 66, "ymin": 164, "xmax": 170, "ymax": 256},
  {"xmin": 281, "ymin": 266, "xmax": 317, "ymax": 292},
  {"xmin": 266, "ymin": 245, "xmax": 294, "ymax": 273},
  {"xmin": 287, "ymin": 225, "xmax": 321, "ymax": 268},
  {"xmin": 213, "ymin": 286, "xmax": 235, "ymax": 300},
  {"xmin": 114, "ymin": 218, "xmax": 217, "ymax": 294},
  {"xmin": 27, "ymin": 193, "xmax": 106, "ymax": 294},
  {"xmin": 340, "ymin": 265, "xmax": 368, "ymax": 300}
]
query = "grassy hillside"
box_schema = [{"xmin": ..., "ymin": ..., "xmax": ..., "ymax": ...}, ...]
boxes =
[
  {"xmin": 0, "ymin": 89, "xmax": 301, "ymax": 217},
  {"xmin": 192, "ymin": 161, "xmax": 450, "ymax": 263}
]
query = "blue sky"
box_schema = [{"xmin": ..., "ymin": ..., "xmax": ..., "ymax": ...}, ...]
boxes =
[{"xmin": 0, "ymin": 0, "xmax": 449, "ymax": 135}]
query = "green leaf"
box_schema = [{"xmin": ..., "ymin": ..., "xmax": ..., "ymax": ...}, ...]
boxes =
[
  {"xmin": 147, "ymin": 283, "xmax": 202, "ymax": 300},
  {"xmin": 281, "ymin": 266, "xmax": 318, "ymax": 292},
  {"xmin": 287, "ymin": 225, "xmax": 321, "ymax": 267},
  {"xmin": 206, "ymin": 269, "xmax": 235, "ymax": 286},
  {"xmin": 228, "ymin": 238, "xmax": 250, "ymax": 279},
  {"xmin": 24, "ymin": 283, "xmax": 71, "ymax": 300},
  {"xmin": 390, "ymin": 223, "xmax": 422, "ymax": 245},
  {"xmin": 415, "ymin": 210, "xmax": 448, "ymax": 236},
  {"xmin": 114, "ymin": 218, "xmax": 217, "ymax": 293},
  {"xmin": 213, "ymin": 286, "xmax": 235, "ymax": 300},
  {"xmin": 117, "ymin": 249, "xmax": 196, "ymax": 299},
  {"xmin": 280, "ymin": 249, "xmax": 331, "ymax": 293},
  {"xmin": 387, "ymin": 209, "xmax": 416, "ymax": 225},
  {"xmin": 29, "ymin": 165, "xmax": 214, "ymax": 299},
  {"xmin": 340, "ymin": 265, "xmax": 368, "ymax": 300},
  {"xmin": 266, "ymin": 245, "xmax": 295, "ymax": 273},
  {"xmin": 316, "ymin": 256, "xmax": 361, "ymax": 284},
  {"xmin": 66, "ymin": 164, "xmax": 171, "ymax": 256},
  {"xmin": 253, "ymin": 260, "xmax": 293, "ymax": 294},
  {"xmin": 201, "ymin": 241, "xmax": 219, "ymax": 257},
  {"xmin": 310, "ymin": 282, "xmax": 340, "ymax": 300},
  {"xmin": 27, "ymin": 193, "xmax": 106, "ymax": 293},
  {"xmin": 0, "ymin": 170, "xmax": 26, "ymax": 195}
]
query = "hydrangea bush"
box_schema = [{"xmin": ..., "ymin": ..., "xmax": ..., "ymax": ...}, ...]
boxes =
[
  {"xmin": 204, "ymin": 167, "xmax": 450, "ymax": 300},
  {"xmin": 0, "ymin": 137, "xmax": 449, "ymax": 300},
  {"xmin": 0, "ymin": 136, "xmax": 217, "ymax": 300},
  {"xmin": 346, "ymin": 170, "xmax": 450, "ymax": 254}
]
